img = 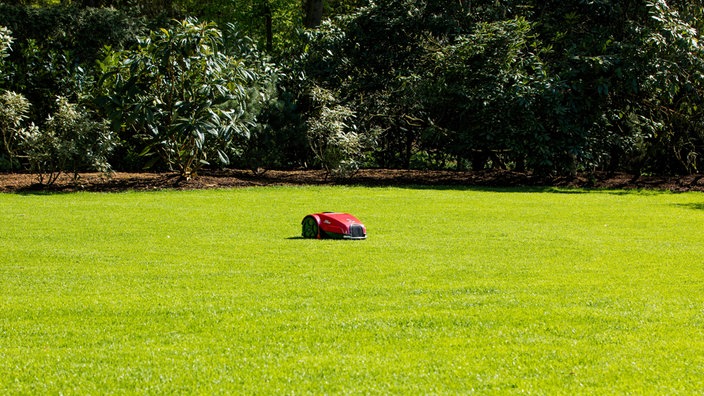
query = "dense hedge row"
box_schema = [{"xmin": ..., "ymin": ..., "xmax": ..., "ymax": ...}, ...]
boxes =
[{"xmin": 1, "ymin": 1, "xmax": 703, "ymax": 181}]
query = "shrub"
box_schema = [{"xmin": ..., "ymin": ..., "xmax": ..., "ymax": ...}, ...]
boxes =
[
  {"xmin": 0, "ymin": 90, "xmax": 30, "ymax": 170},
  {"xmin": 19, "ymin": 97, "xmax": 115, "ymax": 185},
  {"xmin": 99, "ymin": 18, "xmax": 272, "ymax": 180},
  {"xmin": 305, "ymin": 86, "xmax": 369, "ymax": 179},
  {"xmin": 0, "ymin": 25, "xmax": 11, "ymax": 66}
]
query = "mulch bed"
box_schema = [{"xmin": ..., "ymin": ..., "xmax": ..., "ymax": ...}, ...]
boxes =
[{"xmin": 1, "ymin": 169, "xmax": 704, "ymax": 193}]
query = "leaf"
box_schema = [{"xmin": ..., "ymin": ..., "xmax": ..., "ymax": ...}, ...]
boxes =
[{"xmin": 217, "ymin": 149, "xmax": 230, "ymax": 165}]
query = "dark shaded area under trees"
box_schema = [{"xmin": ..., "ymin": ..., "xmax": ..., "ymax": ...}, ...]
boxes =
[{"xmin": 1, "ymin": 0, "xmax": 703, "ymax": 184}]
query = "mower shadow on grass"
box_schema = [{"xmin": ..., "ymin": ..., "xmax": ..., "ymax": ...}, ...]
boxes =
[{"xmin": 285, "ymin": 236, "xmax": 364, "ymax": 241}]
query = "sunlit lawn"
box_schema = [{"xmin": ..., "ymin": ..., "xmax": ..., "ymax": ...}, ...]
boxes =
[{"xmin": 1, "ymin": 186, "xmax": 703, "ymax": 394}]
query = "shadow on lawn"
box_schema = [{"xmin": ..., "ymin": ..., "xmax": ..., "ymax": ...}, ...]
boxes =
[
  {"xmin": 672, "ymin": 203, "xmax": 704, "ymax": 211},
  {"xmin": 14, "ymin": 185, "xmax": 66, "ymax": 196},
  {"xmin": 398, "ymin": 185, "xmax": 593, "ymax": 193}
]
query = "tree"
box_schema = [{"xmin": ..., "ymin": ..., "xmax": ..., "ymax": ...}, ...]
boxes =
[
  {"xmin": 99, "ymin": 18, "xmax": 273, "ymax": 179},
  {"xmin": 303, "ymin": 0, "xmax": 323, "ymax": 28}
]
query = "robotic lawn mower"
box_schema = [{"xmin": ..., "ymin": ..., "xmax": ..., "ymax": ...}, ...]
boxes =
[{"xmin": 301, "ymin": 212, "xmax": 367, "ymax": 240}]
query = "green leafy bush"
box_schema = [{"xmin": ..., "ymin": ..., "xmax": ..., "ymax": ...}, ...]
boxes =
[
  {"xmin": 0, "ymin": 90, "xmax": 31, "ymax": 171},
  {"xmin": 19, "ymin": 97, "xmax": 115, "ymax": 185},
  {"xmin": 0, "ymin": 25, "xmax": 10, "ymax": 66},
  {"xmin": 99, "ymin": 18, "xmax": 272, "ymax": 179},
  {"xmin": 305, "ymin": 86, "xmax": 373, "ymax": 178}
]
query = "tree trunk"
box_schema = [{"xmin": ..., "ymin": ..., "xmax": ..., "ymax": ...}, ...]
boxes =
[
  {"xmin": 303, "ymin": 0, "xmax": 323, "ymax": 28},
  {"xmin": 264, "ymin": 1, "xmax": 273, "ymax": 51}
]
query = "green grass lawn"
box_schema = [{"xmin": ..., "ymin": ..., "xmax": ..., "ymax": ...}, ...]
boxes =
[{"xmin": 1, "ymin": 186, "xmax": 703, "ymax": 394}]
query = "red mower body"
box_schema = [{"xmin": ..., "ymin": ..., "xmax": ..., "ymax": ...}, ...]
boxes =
[{"xmin": 302, "ymin": 212, "xmax": 367, "ymax": 240}]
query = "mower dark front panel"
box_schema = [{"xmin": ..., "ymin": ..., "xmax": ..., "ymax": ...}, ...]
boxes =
[{"xmin": 347, "ymin": 224, "xmax": 366, "ymax": 239}]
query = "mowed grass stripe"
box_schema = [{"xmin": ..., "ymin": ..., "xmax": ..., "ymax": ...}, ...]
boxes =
[{"xmin": 1, "ymin": 186, "xmax": 703, "ymax": 393}]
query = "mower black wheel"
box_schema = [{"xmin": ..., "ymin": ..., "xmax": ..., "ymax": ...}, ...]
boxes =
[{"xmin": 302, "ymin": 216, "xmax": 319, "ymax": 239}]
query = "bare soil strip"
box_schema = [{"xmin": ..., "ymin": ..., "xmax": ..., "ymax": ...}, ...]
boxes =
[{"xmin": 1, "ymin": 169, "xmax": 703, "ymax": 193}]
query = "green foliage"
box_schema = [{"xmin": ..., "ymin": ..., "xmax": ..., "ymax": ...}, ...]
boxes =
[
  {"xmin": 18, "ymin": 96, "xmax": 115, "ymax": 185},
  {"xmin": 532, "ymin": 0, "xmax": 704, "ymax": 174},
  {"xmin": 418, "ymin": 17, "xmax": 562, "ymax": 172},
  {"xmin": 296, "ymin": 1, "xmax": 558, "ymax": 171},
  {"xmin": 0, "ymin": 90, "xmax": 31, "ymax": 170},
  {"xmin": 176, "ymin": 0, "xmax": 364, "ymax": 54},
  {"xmin": 9, "ymin": 39, "xmax": 91, "ymax": 121},
  {"xmin": 0, "ymin": 25, "xmax": 11, "ymax": 72},
  {"xmin": 638, "ymin": 0, "xmax": 704, "ymax": 173},
  {"xmin": 178, "ymin": 0, "xmax": 304, "ymax": 54},
  {"xmin": 232, "ymin": 90, "xmax": 309, "ymax": 172},
  {"xmin": 1, "ymin": 0, "xmax": 703, "ymax": 176},
  {"xmin": 306, "ymin": 86, "xmax": 353, "ymax": 170},
  {"xmin": 0, "ymin": 4, "xmax": 144, "ymax": 121},
  {"xmin": 290, "ymin": 6, "xmax": 420, "ymax": 169},
  {"xmin": 305, "ymin": 86, "xmax": 375, "ymax": 178},
  {"xmin": 1, "ymin": 187, "xmax": 704, "ymax": 392},
  {"xmin": 99, "ymin": 18, "xmax": 273, "ymax": 179},
  {"xmin": 291, "ymin": 0, "xmax": 704, "ymax": 175}
]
